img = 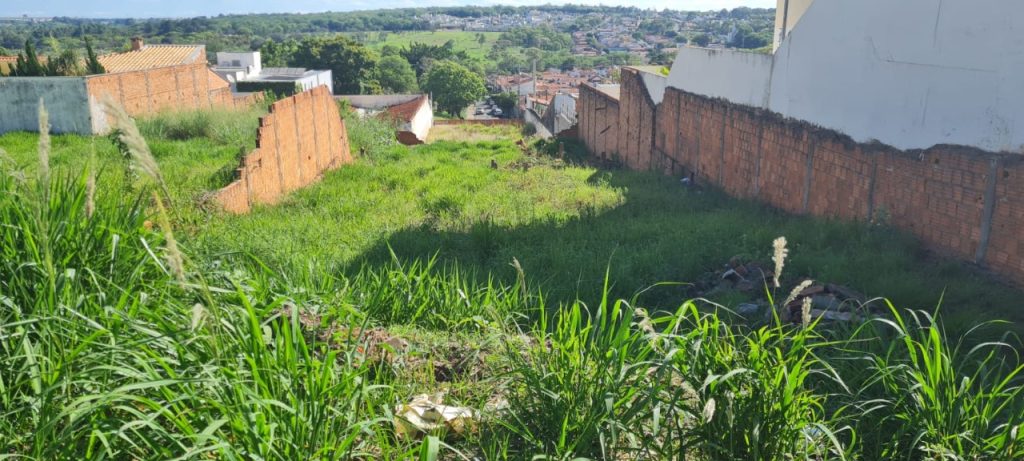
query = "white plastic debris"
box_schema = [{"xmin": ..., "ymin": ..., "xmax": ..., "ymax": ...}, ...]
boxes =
[{"xmin": 393, "ymin": 393, "xmax": 478, "ymax": 440}]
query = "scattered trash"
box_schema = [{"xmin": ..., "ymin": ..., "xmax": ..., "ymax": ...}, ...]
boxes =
[
  {"xmin": 393, "ymin": 393, "xmax": 479, "ymax": 440},
  {"xmin": 701, "ymin": 255, "xmax": 773, "ymax": 296}
]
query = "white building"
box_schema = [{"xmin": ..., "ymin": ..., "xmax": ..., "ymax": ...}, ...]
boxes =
[
  {"xmin": 213, "ymin": 51, "xmax": 262, "ymax": 83},
  {"xmin": 668, "ymin": 0, "xmax": 1024, "ymax": 153},
  {"xmin": 336, "ymin": 94, "xmax": 433, "ymax": 145},
  {"xmin": 213, "ymin": 52, "xmax": 333, "ymax": 95}
]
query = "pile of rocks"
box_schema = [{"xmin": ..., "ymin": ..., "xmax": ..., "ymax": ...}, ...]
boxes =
[{"xmin": 700, "ymin": 256, "xmax": 881, "ymax": 325}]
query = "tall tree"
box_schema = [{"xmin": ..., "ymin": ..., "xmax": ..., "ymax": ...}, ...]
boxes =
[
  {"xmin": 375, "ymin": 55, "xmax": 418, "ymax": 94},
  {"xmin": 14, "ymin": 40, "xmax": 47, "ymax": 76},
  {"xmin": 258, "ymin": 38, "xmax": 300, "ymax": 67},
  {"xmin": 289, "ymin": 36, "xmax": 379, "ymax": 94},
  {"xmin": 420, "ymin": 60, "xmax": 485, "ymax": 118},
  {"xmin": 47, "ymin": 49, "xmax": 84, "ymax": 76},
  {"xmin": 400, "ymin": 40, "xmax": 465, "ymax": 77},
  {"xmin": 85, "ymin": 37, "xmax": 105, "ymax": 74}
]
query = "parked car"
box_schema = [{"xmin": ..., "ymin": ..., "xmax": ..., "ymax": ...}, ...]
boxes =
[
  {"xmin": 493, "ymin": 108, "xmax": 503, "ymax": 116},
  {"xmin": 474, "ymin": 108, "xmax": 484, "ymax": 115}
]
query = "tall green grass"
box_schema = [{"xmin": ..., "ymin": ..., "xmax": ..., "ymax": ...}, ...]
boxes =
[{"xmin": 2, "ymin": 105, "xmax": 1023, "ymax": 460}]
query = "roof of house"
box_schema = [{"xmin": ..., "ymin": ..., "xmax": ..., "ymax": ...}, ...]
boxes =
[
  {"xmin": 335, "ymin": 94, "xmax": 430, "ymax": 124},
  {"xmin": 246, "ymin": 67, "xmax": 327, "ymax": 82},
  {"xmin": 97, "ymin": 44, "xmax": 205, "ymax": 73},
  {"xmin": 383, "ymin": 95, "xmax": 429, "ymax": 123}
]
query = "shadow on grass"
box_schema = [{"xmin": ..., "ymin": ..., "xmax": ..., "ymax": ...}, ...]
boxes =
[{"xmin": 346, "ymin": 155, "xmax": 1024, "ymax": 337}]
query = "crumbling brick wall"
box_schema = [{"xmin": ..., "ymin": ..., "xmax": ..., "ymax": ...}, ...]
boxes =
[
  {"xmin": 580, "ymin": 78, "xmax": 1024, "ymax": 286},
  {"xmin": 214, "ymin": 86, "xmax": 352, "ymax": 214}
]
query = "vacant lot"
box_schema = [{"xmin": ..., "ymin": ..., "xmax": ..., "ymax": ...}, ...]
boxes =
[{"xmin": 2, "ymin": 113, "xmax": 1023, "ymax": 460}]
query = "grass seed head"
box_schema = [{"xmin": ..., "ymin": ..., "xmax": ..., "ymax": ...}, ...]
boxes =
[
  {"xmin": 801, "ymin": 296, "xmax": 812, "ymax": 327},
  {"xmin": 772, "ymin": 236, "xmax": 788, "ymax": 288}
]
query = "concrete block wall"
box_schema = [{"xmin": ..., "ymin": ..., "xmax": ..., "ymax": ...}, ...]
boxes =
[
  {"xmin": 578, "ymin": 72, "xmax": 1024, "ymax": 286},
  {"xmin": 0, "ymin": 77, "xmax": 93, "ymax": 134},
  {"xmin": 214, "ymin": 86, "xmax": 352, "ymax": 214}
]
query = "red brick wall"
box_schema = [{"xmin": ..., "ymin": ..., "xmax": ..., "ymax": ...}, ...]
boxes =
[
  {"xmin": 214, "ymin": 86, "xmax": 352, "ymax": 213},
  {"xmin": 579, "ymin": 79, "xmax": 1024, "ymax": 286},
  {"xmin": 85, "ymin": 63, "xmax": 247, "ymax": 122},
  {"xmin": 578, "ymin": 84, "xmax": 621, "ymax": 162}
]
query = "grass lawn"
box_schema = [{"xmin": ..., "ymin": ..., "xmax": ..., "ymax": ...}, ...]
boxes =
[
  {"xmin": 349, "ymin": 30, "xmax": 500, "ymax": 60},
  {"xmin": 3, "ymin": 118, "xmax": 1021, "ymax": 330},
  {"xmin": 192, "ymin": 125, "xmax": 1024, "ymax": 333}
]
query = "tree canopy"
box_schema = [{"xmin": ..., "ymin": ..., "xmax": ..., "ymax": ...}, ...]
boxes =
[
  {"xmin": 288, "ymin": 36, "xmax": 379, "ymax": 94},
  {"xmin": 375, "ymin": 55, "xmax": 418, "ymax": 94},
  {"xmin": 420, "ymin": 60, "xmax": 486, "ymax": 118}
]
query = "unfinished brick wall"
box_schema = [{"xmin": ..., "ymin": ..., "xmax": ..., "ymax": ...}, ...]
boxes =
[
  {"xmin": 214, "ymin": 86, "xmax": 352, "ymax": 214},
  {"xmin": 579, "ymin": 75, "xmax": 1024, "ymax": 286},
  {"xmin": 85, "ymin": 63, "xmax": 248, "ymax": 126},
  {"xmin": 578, "ymin": 84, "xmax": 621, "ymax": 161},
  {"xmin": 577, "ymin": 69, "xmax": 657, "ymax": 168}
]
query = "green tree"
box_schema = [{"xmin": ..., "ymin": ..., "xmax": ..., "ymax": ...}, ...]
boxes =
[
  {"xmin": 258, "ymin": 38, "xmax": 300, "ymax": 67},
  {"xmin": 85, "ymin": 37, "xmax": 105, "ymax": 74},
  {"xmin": 14, "ymin": 40, "xmax": 47, "ymax": 76},
  {"xmin": 421, "ymin": 60, "xmax": 485, "ymax": 118},
  {"xmin": 400, "ymin": 40, "xmax": 466, "ymax": 77},
  {"xmin": 290, "ymin": 35, "xmax": 379, "ymax": 94},
  {"xmin": 47, "ymin": 49, "xmax": 83, "ymax": 76},
  {"xmin": 375, "ymin": 55, "xmax": 418, "ymax": 94},
  {"xmin": 491, "ymin": 92, "xmax": 517, "ymax": 115},
  {"xmin": 692, "ymin": 33, "xmax": 712, "ymax": 47}
]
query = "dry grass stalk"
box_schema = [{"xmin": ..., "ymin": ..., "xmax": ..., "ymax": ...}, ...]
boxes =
[
  {"xmin": 37, "ymin": 98, "xmax": 51, "ymax": 186},
  {"xmin": 85, "ymin": 145, "xmax": 96, "ymax": 219},
  {"xmin": 102, "ymin": 97, "xmax": 169, "ymax": 199},
  {"xmin": 152, "ymin": 190, "xmax": 185, "ymax": 283}
]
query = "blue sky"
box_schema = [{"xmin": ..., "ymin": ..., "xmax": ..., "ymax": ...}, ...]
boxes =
[{"xmin": 4, "ymin": 0, "xmax": 775, "ymax": 19}]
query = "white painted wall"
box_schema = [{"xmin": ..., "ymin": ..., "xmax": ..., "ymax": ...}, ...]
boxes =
[
  {"xmin": 667, "ymin": 47, "xmax": 773, "ymax": 108},
  {"xmin": 549, "ymin": 92, "xmax": 577, "ymax": 134},
  {"xmin": 296, "ymin": 70, "xmax": 333, "ymax": 95},
  {"xmin": 638, "ymin": 70, "xmax": 667, "ymax": 105},
  {"xmin": 773, "ymin": 0, "xmax": 815, "ymax": 52},
  {"xmin": 406, "ymin": 97, "xmax": 433, "ymax": 142},
  {"xmin": 339, "ymin": 94, "xmax": 421, "ymax": 109},
  {"xmin": 668, "ymin": 0, "xmax": 1024, "ymax": 153}
]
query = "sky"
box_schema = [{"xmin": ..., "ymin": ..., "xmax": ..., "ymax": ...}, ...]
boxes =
[{"xmin": 3, "ymin": 0, "xmax": 775, "ymax": 19}]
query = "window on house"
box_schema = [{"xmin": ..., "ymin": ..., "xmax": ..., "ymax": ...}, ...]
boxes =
[{"xmin": 231, "ymin": 60, "xmax": 241, "ymax": 67}]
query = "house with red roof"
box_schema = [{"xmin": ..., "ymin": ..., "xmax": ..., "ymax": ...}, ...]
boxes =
[{"xmin": 336, "ymin": 94, "xmax": 433, "ymax": 145}]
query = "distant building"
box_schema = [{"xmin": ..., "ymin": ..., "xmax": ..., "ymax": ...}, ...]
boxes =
[
  {"xmin": 213, "ymin": 51, "xmax": 333, "ymax": 96},
  {"xmin": 0, "ymin": 55, "xmax": 19, "ymax": 75},
  {"xmin": 212, "ymin": 51, "xmax": 262, "ymax": 82},
  {"xmin": 336, "ymin": 94, "xmax": 433, "ymax": 145},
  {"xmin": 541, "ymin": 92, "xmax": 578, "ymax": 136}
]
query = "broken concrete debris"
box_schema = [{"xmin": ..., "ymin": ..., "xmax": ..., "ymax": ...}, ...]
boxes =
[{"xmin": 702, "ymin": 256, "xmax": 880, "ymax": 325}]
